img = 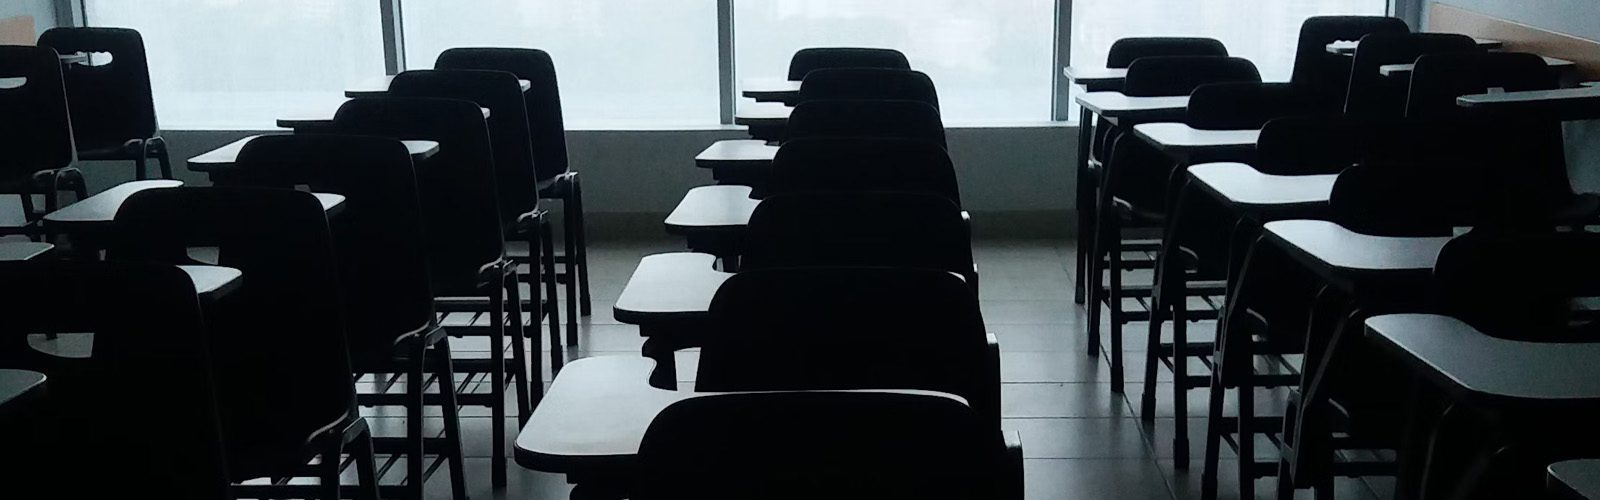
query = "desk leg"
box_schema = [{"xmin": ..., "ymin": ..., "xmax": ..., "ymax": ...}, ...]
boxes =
[
  {"xmin": 640, "ymin": 333, "xmax": 677, "ymax": 390},
  {"xmin": 1074, "ymin": 107, "xmax": 1094, "ymax": 304}
]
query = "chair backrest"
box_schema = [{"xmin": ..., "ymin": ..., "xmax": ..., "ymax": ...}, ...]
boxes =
[
  {"xmin": 0, "ymin": 44, "xmax": 75, "ymax": 182},
  {"xmin": 1121, "ymin": 56, "xmax": 1261, "ymax": 97},
  {"xmin": 1329, "ymin": 160, "xmax": 1496, "ymax": 237},
  {"xmin": 1105, "ymin": 37, "xmax": 1228, "ymax": 68},
  {"xmin": 698, "ymin": 267, "xmax": 997, "ymax": 427},
  {"xmin": 1185, "ymin": 82, "xmax": 1325, "ymax": 131},
  {"xmin": 786, "ymin": 100, "xmax": 946, "ymax": 148},
  {"xmin": 388, "ymin": 69, "xmax": 541, "ymax": 223},
  {"xmin": 434, "ymin": 47, "xmax": 570, "ymax": 182},
  {"xmin": 761, "ymin": 137, "xmax": 960, "ymax": 203},
  {"xmin": 229, "ymin": 134, "xmax": 436, "ymax": 355},
  {"xmin": 331, "ymin": 97, "xmax": 507, "ymax": 296},
  {"xmin": 1432, "ymin": 230, "xmax": 1600, "ymax": 341},
  {"xmin": 1290, "ymin": 16, "xmax": 1411, "ymax": 109},
  {"xmin": 108, "ymin": 187, "xmax": 355, "ymax": 479},
  {"xmin": 741, "ymin": 192, "xmax": 975, "ymax": 284},
  {"xmin": 37, "ymin": 27, "xmax": 159, "ymax": 148},
  {"xmin": 1405, "ymin": 52, "xmax": 1558, "ymax": 119},
  {"xmin": 636, "ymin": 392, "xmax": 993, "ymax": 500},
  {"xmin": 0, "ymin": 261, "xmax": 229, "ymax": 499},
  {"xmin": 1253, "ymin": 116, "xmax": 1373, "ymax": 176},
  {"xmin": 787, "ymin": 47, "xmax": 911, "ymax": 81},
  {"xmin": 797, "ymin": 68, "xmax": 939, "ymax": 108},
  {"xmin": 1342, "ymin": 32, "xmax": 1479, "ymax": 119}
]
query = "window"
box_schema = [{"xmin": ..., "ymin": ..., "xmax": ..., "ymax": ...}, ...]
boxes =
[
  {"xmin": 735, "ymin": 0, "xmax": 1057, "ymax": 125},
  {"xmin": 402, "ymin": 0, "xmax": 721, "ymax": 129},
  {"xmin": 85, "ymin": 0, "xmax": 386, "ymax": 130},
  {"xmin": 1069, "ymin": 0, "xmax": 1389, "ymax": 117}
]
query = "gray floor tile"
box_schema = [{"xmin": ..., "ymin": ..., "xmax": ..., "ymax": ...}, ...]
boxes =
[
  {"xmin": 1005, "ymin": 418, "xmax": 1152, "ymax": 459},
  {"xmin": 1024, "ymin": 459, "xmax": 1174, "ymax": 500},
  {"xmin": 1003, "ymin": 383, "xmax": 1133, "ymax": 418}
]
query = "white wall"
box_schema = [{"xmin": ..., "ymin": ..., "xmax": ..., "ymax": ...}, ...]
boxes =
[{"xmin": 0, "ymin": 0, "xmax": 58, "ymax": 36}]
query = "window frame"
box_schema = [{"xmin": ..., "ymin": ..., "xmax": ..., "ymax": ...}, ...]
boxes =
[{"xmin": 67, "ymin": 0, "xmax": 1406, "ymax": 129}]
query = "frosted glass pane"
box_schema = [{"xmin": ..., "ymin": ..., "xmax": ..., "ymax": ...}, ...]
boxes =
[
  {"xmin": 402, "ymin": 0, "xmax": 720, "ymax": 129},
  {"xmin": 85, "ymin": 0, "xmax": 386, "ymax": 130},
  {"xmin": 734, "ymin": 0, "xmax": 1056, "ymax": 125},
  {"xmin": 1068, "ymin": 0, "xmax": 1388, "ymax": 120}
]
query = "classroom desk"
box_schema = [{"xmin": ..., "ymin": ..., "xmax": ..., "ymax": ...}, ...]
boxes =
[
  {"xmin": 1075, "ymin": 92, "xmax": 1190, "ymax": 126},
  {"xmin": 1064, "ymin": 66, "xmax": 1130, "ymax": 92},
  {"xmin": 1379, "ymin": 56, "xmax": 1575, "ymax": 77},
  {"xmin": 344, "ymin": 75, "xmax": 533, "ymax": 98},
  {"xmin": 1131, "ymin": 123, "xmax": 1260, "ymax": 159},
  {"xmin": 180, "ymin": 265, "xmax": 244, "ymax": 303},
  {"xmin": 42, "ymin": 180, "xmax": 346, "ymax": 233},
  {"xmin": 694, "ymin": 140, "xmax": 779, "ymax": 185},
  {"xmin": 0, "ymin": 370, "xmax": 47, "ymax": 419},
  {"xmin": 1455, "ymin": 86, "xmax": 1600, "ymax": 121},
  {"xmin": 276, "ymin": 103, "xmax": 491, "ymax": 130},
  {"xmin": 1326, "ymin": 37, "xmax": 1501, "ymax": 55},
  {"xmin": 740, "ymin": 78, "xmax": 801, "ymax": 103},
  {"xmin": 1187, "ymin": 163, "xmax": 1336, "ymax": 213},
  {"xmin": 514, "ymin": 356, "xmax": 976, "ymax": 476},
  {"xmin": 187, "ymin": 135, "xmax": 441, "ymax": 174},
  {"xmin": 1369, "ymin": 314, "xmax": 1600, "ymax": 405},
  {"xmin": 663, "ymin": 185, "xmax": 759, "ymax": 261},
  {"xmin": 733, "ymin": 102, "xmax": 792, "ymax": 129},
  {"xmin": 1550, "ymin": 460, "xmax": 1600, "ymax": 500},
  {"xmin": 0, "ymin": 242, "xmax": 54, "ymax": 262}
]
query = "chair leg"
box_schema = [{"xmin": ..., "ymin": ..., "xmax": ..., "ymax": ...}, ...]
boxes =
[
  {"xmin": 433, "ymin": 341, "xmax": 469, "ymax": 500},
  {"xmin": 1238, "ymin": 372, "xmax": 1257, "ymax": 500},
  {"xmin": 1172, "ymin": 290, "xmax": 1191, "ymax": 470},
  {"xmin": 1107, "ymin": 225, "xmax": 1125, "ymax": 394},
  {"xmin": 540, "ymin": 218, "xmax": 564, "ymax": 361},
  {"xmin": 571, "ymin": 177, "xmax": 592, "ymax": 317},
  {"xmin": 406, "ymin": 346, "xmax": 428, "ymax": 500},
  {"xmin": 488, "ymin": 283, "xmax": 509, "ymax": 488},
  {"xmin": 351, "ymin": 424, "xmax": 381, "ymax": 500},
  {"xmin": 149, "ymin": 137, "xmax": 174, "ymax": 180},
  {"xmin": 506, "ymin": 273, "xmax": 539, "ymax": 416},
  {"xmin": 1085, "ymin": 210, "xmax": 1108, "ymax": 358},
  {"xmin": 1201, "ymin": 373, "xmax": 1225, "ymax": 500},
  {"xmin": 1073, "ymin": 108, "xmax": 1093, "ymax": 305},
  {"xmin": 321, "ymin": 436, "xmax": 344, "ymax": 500},
  {"xmin": 133, "ymin": 141, "xmax": 150, "ymax": 181},
  {"xmin": 562, "ymin": 194, "xmax": 580, "ymax": 339}
]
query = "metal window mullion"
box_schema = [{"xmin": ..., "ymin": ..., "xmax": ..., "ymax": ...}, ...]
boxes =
[
  {"xmin": 380, "ymin": 0, "xmax": 406, "ymax": 75},
  {"xmin": 717, "ymin": 0, "xmax": 736, "ymax": 125},
  {"xmin": 1052, "ymin": 0, "xmax": 1074, "ymax": 122}
]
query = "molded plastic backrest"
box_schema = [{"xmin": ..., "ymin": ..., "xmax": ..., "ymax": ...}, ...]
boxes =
[
  {"xmin": 435, "ymin": 47, "xmax": 570, "ymax": 182},
  {"xmin": 1406, "ymin": 52, "xmax": 1558, "ymax": 119},
  {"xmin": 1185, "ymin": 82, "xmax": 1325, "ymax": 131},
  {"xmin": 0, "ymin": 261, "xmax": 228, "ymax": 499},
  {"xmin": 389, "ymin": 69, "xmax": 541, "ymax": 222},
  {"xmin": 1291, "ymin": 16, "xmax": 1411, "ymax": 108},
  {"xmin": 637, "ymin": 391, "xmax": 993, "ymax": 500},
  {"xmin": 1122, "ymin": 56, "xmax": 1261, "ymax": 97},
  {"xmin": 1432, "ymin": 230, "xmax": 1600, "ymax": 341},
  {"xmin": 741, "ymin": 192, "xmax": 974, "ymax": 283},
  {"xmin": 1330, "ymin": 161, "xmax": 1490, "ymax": 237},
  {"xmin": 762, "ymin": 137, "xmax": 959, "ymax": 203},
  {"xmin": 786, "ymin": 100, "xmax": 945, "ymax": 147},
  {"xmin": 331, "ymin": 97, "xmax": 507, "ymax": 295},
  {"xmin": 37, "ymin": 27, "xmax": 159, "ymax": 148},
  {"xmin": 787, "ymin": 47, "xmax": 911, "ymax": 81},
  {"xmin": 108, "ymin": 187, "xmax": 352, "ymax": 479},
  {"xmin": 698, "ymin": 267, "xmax": 996, "ymax": 427},
  {"xmin": 797, "ymin": 68, "xmax": 939, "ymax": 108},
  {"xmin": 231, "ymin": 134, "xmax": 435, "ymax": 354},
  {"xmin": 1106, "ymin": 37, "xmax": 1228, "ymax": 68},
  {"xmin": 0, "ymin": 45, "xmax": 76, "ymax": 181},
  {"xmin": 1253, "ymin": 116, "xmax": 1374, "ymax": 176},
  {"xmin": 1343, "ymin": 32, "xmax": 1478, "ymax": 118}
]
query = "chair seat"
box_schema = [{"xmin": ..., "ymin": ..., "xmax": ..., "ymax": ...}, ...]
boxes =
[
  {"xmin": 613, "ymin": 252, "xmax": 731, "ymax": 326},
  {"xmin": 664, "ymin": 185, "xmax": 759, "ymax": 234},
  {"xmin": 1263, "ymin": 220, "xmax": 1451, "ymax": 274},
  {"xmin": 1367, "ymin": 314, "xmax": 1600, "ymax": 404},
  {"xmin": 1188, "ymin": 162, "xmax": 1336, "ymax": 209}
]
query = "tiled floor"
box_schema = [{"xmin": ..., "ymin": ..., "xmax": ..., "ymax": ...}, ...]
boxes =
[{"xmin": 31, "ymin": 237, "xmax": 1393, "ymax": 499}]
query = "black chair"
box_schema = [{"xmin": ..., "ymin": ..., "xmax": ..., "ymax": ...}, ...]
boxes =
[
  {"xmin": 434, "ymin": 48, "xmax": 593, "ymax": 333},
  {"xmin": 1289, "ymin": 16, "xmax": 1411, "ymax": 110},
  {"xmin": 386, "ymin": 69, "xmax": 566, "ymax": 358},
  {"xmin": 224, "ymin": 134, "xmax": 471, "ymax": 500},
  {"xmin": 796, "ymin": 67, "xmax": 939, "ymax": 108},
  {"xmin": 107, "ymin": 187, "xmax": 379, "ymax": 500},
  {"xmin": 1076, "ymin": 38, "xmax": 1231, "ymax": 305},
  {"xmin": 760, "ymin": 137, "xmax": 959, "ymax": 203},
  {"xmin": 37, "ymin": 27, "xmax": 170, "ymax": 180},
  {"xmin": 785, "ymin": 99, "xmax": 946, "ymax": 147},
  {"xmin": 0, "ymin": 261, "xmax": 232, "ymax": 499},
  {"xmin": 1342, "ymin": 32, "xmax": 1479, "ymax": 119},
  {"xmin": 330, "ymin": 97, "xmax": 533, "ymax": 489},
  {"xmin": 740, "ymin": 192, "xmax": 975, "ymax": 286},
  {"xmin": 786, "ymin": 47, "xmax": 911, "ymax": 81},
  {"xmin": 0, "ymin": 45, "xmax": 87, "ymax": 231},
  {"xmin": 1084, "ymin": 56, "xmax": 1261, "ymax": 398},
  {"xmin": 636, "ymin": 392, "xmax": 998, "ymax": 500}
]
